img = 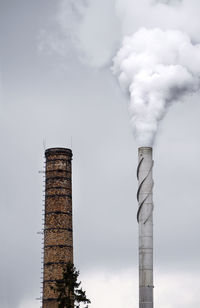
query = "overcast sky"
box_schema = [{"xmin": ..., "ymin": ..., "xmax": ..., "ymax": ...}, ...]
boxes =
[{"xmin": 0, "ymin": 1, "xmax": 200, "ymax": 307}]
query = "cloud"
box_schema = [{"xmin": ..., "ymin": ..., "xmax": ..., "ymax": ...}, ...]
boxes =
[
  {"xmin": 39, "ymin": 0, "xmax": 200, "ymax": 69},
  {"xmin": 38, "ymin": 0, "xmax": 120, "ymax": 67},
  {"xmin": 2, "ymin": 1, "xmax": 200, "ymax": 307},
  {"xmin": 82, "ymin": 268, "xmax": 200, "ymax": 308},
  {"xmin": 19, "ymin": 299, "xmax": 38, "ymax": 308}
]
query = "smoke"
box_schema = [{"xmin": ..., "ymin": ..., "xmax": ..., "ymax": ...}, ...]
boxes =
[
  {"xmin": 115, "ymin": 0, "xmax": 200, "ymax": 43},
  {"xmin": 112, "ymin": 28, "xmax": 200, "ymax": 145},
  {"xmin": 40, "ymin": 0, "xmax": 200, "ymax": 144},
  {"xmin": 38, "ymin": 0, "xmax": 119, "ymax": 67},
  {"xmin": 112, "ymin": 0, "xmax": 200, "ymax": 145},
  {"xmin": 41, "ymin": 1, "xmax": 200, "ymax": 65},
  {"xmin": 58, "ymin": 0, "xmax": 119, "ymax": 67}
]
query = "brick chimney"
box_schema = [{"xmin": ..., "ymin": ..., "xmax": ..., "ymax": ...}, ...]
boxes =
[{"xmin": 42, "ymin": 148, "xmax": 73, "ymax": 308}]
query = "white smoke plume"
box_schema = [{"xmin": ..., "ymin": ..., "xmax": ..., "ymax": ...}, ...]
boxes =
[
  {"xmin": 41, "ymin": 1, "xmax": 200, "ymax": 66},
  {"xmin": 115, "ymin": 0, "xmax": 200, "ymax": 43},
  {"xmin": 40, "ymin": 1, "xmax": 200, "ymax": 145},
  {"xmin": 112, "ymin": 28, "xmax": 200, "ymax": 146}
]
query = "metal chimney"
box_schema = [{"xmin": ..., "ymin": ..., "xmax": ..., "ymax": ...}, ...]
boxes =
[
  {"xmin": 42, "ymin": 148, "xmax": 73, "ymax": 308},
  {"xmin": 137, "ymin": 147, "xmax": 154, "ymax": 308}
]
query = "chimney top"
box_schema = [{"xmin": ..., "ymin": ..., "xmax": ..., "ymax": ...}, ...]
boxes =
[{"xmin": 45, "ymin": 147, "xmax": 72, "ymax": 157}]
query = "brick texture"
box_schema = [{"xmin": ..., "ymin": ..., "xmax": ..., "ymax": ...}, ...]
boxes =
[{"xmin": 42, "ymin": 148, "xmax": 73, "ymax": 308}]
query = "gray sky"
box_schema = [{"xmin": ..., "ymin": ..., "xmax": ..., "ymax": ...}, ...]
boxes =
[{"xmin": 0, "ymin": 1, "xmax": 200, "ymax": 307}]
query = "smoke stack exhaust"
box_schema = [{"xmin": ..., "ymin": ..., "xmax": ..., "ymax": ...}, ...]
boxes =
[
  {"xmin": 137, "ymin": 147, "xmax": 154, "ymax": 308},
  {"xmin": 42, "ymin": 148, "xmax": 73, "ymax": 308}
]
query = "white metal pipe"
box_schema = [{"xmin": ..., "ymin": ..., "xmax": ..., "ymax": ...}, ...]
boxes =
[{"xmin": 137, "ymin": 147, "xmax": 154, "ymax": 308}]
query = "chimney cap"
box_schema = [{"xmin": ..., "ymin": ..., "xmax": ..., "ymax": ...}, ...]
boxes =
[
  {"xmin": 45, "ymin": 147, "xmax": 72, "ymax": 157},
  {"xmin": 138, "ymin": 147, "xmax": 152, "ymax": 150}
]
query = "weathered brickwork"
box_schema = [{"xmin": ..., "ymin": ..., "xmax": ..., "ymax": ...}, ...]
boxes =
[{"xmin": 42, "ymin": 148, "xmax": 73, "ymax": 308}]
